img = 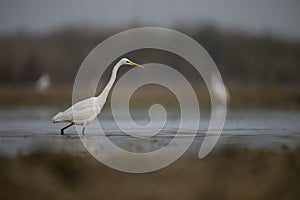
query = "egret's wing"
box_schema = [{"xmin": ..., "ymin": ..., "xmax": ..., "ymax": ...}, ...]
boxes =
[
  {"xmin": 68, "ymin": 97, "xmax": 97, "ymax": 111},
  {"xmin": 59, "ymin": 97, "xmax": 97, "ymax": 122},
  {"xmin": 63, "ymin": 97, "xmax": 97, "ymax": 114},
  {"xmin": 72, "ymin": 106, "xmax": 99, "ymax": 123}
]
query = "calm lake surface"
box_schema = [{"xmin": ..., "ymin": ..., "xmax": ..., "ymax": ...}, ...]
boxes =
[{"xmin": 0, "ymin": 108, "xmax": 300, "ymax": 156}]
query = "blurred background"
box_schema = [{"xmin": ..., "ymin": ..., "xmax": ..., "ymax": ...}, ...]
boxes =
[
  {"xmin": 0, "ymin": 0, "xmax": 299, "ymax": 108},
  {"xmin": 1, "ymin": 1, "xmax": 300, "ymax": 200}
]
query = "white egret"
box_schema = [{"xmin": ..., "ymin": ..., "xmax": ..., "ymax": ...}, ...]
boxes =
[
  {"xmin": 36, "ymin": 73, "xmax": 50, "ymax": 92},
  {"xmin": 211, "ymin": 73, "xmax": 231, "ymax": 103},
  {"xmin": 52, "ymin": 58, "xmax": 143, "ymax": 135}
]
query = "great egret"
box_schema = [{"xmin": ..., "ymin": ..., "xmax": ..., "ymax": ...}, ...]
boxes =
[{"xmin": 52, "ymin": 58, "xmax": 143, "ymax": 135}]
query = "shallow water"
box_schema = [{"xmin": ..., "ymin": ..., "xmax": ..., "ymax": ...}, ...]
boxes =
[{"xmin": 0, "ymin": 108, "xmax": 300, "ymax": 156}]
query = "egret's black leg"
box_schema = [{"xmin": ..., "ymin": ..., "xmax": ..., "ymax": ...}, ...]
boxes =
[
  {"xmin": 61, "ymin": 123, "xmax": 74, "ymax": 135},
  {"xmin": 82, "ymin": 126, "xmax": 85, "ymax": 136}
]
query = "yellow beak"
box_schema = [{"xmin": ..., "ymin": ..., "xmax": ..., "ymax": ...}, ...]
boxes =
[{"xmin": 129, "ymin": 61, "xmax": 144, "ymax": 68}]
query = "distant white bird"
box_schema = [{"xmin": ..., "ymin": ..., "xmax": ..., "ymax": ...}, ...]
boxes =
[
  {"xmin": 36, "ymin": 73, "xmax": 50, "ymax": 92},
  {"xmin": 211, "ymin": 73, "xmax": 231, "ymax": 103},
  {"xmin": 52, "ymin": 58, "xmax": 143, "ymax": 135}
]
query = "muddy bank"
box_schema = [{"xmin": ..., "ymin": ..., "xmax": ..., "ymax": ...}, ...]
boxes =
[{"xmin": 1, "ymin": 147, "xmax": 300, "ymax": 200}]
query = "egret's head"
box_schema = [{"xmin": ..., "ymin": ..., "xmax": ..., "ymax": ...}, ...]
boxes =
[{"xmin": 120, "ymin": 58, "xmax": 144, "ymax": 68}]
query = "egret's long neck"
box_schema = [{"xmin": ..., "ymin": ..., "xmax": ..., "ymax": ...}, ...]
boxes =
[{"xmin": 96, "ymin": 61, "xmax": 122, "ymax": 105}]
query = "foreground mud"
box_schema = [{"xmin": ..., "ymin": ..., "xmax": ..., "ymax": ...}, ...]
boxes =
[{"xmin": 1, "ymin": 147, "xmax": 300, "ymax": 200}]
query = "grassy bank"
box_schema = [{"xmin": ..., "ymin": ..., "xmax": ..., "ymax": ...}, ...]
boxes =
[
  {"xmin": 1, "ymin": 147, "xmax": 300, "ymax": 200},
  {"xmin": 0, "ymin": 83, "xmax": 300, "ymax": 109}
]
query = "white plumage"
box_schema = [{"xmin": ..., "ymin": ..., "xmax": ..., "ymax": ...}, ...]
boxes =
[
  {"xmin": 211, "ymin": 73, "xmax": 230, "ymax": 104},
  {"xmin": 36, "ymin": 73, "xmax": 50, "ymax": 92},
  {"xmin": 52, "ymin": 58, "xmax": 143, "ymax": 135}
]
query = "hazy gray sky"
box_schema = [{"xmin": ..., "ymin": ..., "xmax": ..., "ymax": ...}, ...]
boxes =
[{"xmin": 0, "ymin": 0, "xmax": 300, "ymax": 39}]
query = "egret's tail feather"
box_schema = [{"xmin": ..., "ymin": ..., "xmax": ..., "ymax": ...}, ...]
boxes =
[{"xmin": 52, "ymin": 112, "xmax": 64, "ymax": 123}]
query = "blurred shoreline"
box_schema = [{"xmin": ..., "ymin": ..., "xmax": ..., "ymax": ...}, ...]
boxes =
[{"xmin": 0, "ymin": 83, "xmax": 299, "ymax": 109}]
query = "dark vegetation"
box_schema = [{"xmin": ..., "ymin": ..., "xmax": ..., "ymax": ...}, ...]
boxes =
[
  {"xmin": 0, "ymin": 26, "xmax": 299, "ymax": 84},
  {"xmin": 0, "ymin": 26, "xmax": 299, "ymax": 108},
  {"xmin": 1, "ymin": 147, "xmax": 300, "ymax": 200}
]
